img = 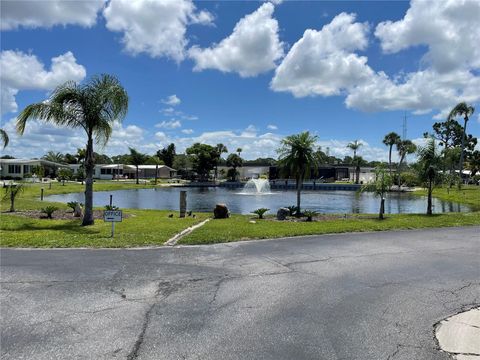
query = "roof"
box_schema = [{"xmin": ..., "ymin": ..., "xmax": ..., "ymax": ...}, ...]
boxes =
[{"xmin": 0, "ymin": 158, "xmax": 68, "ymax": 167}]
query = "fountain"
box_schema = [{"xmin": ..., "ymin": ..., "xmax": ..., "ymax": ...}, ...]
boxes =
[{"xmin": 239, "ymin": 178, "xmax": 272, "ymax": 195}]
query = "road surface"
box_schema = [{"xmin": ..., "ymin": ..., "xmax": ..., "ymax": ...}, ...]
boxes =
[{"xmin": 1, "ymin": 227, "xmax": 479, "ymax": 359}]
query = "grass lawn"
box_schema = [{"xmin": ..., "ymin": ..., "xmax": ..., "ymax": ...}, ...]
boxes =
[
  {"xmin": 180, "ymin": 212, "xmax": 480, "ymax": 245},
  {"xmin": 0, "ymin": 181, "xmax": 208, "ymax": 247},
  {"xmin": 1, "ymin": 181, "xmax": 479, "ymax": 247}
]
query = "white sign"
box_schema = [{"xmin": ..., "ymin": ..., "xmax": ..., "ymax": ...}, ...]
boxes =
[{"xmin": 104, "ymin": 210, "xmax": 122, "ymax": 222}]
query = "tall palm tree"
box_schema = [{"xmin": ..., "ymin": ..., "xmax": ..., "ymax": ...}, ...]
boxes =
[
  {"xmin": 16, "ymin": 74, "xmax": 128, "ymax": 226},
  {"xmin": 382, "ymin": 132, "xmax": 401, "ymax": 179},
  {"xmin": 396, "ymin": 139, "xmax": 417, "ymax": 186},
  {"xmin": 128, "ymin": 148, "xmax": 149, "ymax": 185},
  {"xmin": 417, "ymin": 138, "xmax": 441, "ymax": 215},
  {"xmin": 0, "ymin": 129, "xmax": 8, "ymax": 148},
  {"xmin": 214, "ymin": 143, "xmax": 228, "ymax": 181},
  {"xmin": 448, "ymin": 102, "xmax": 475, "ymax": 182},
  {"xmin": 42, "ymin": 151, "xmax": 65, "ymax": 163},
  {"xmin": 278, "ymin": 132, "xmax": 318, "ymax": 214},
  {"xmin": 347, "ymin": 140, "xmax": 362, "ymax": 184}
]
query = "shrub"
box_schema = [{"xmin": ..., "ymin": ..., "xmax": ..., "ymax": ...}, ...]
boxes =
[
  {"xmin": 399, "ymin": 172, "xmax": 420, "ymax": 187},
  {"xmin": 67, "ymin": 201, "xmax": 83, "ymax": 211},
  {"xmin": 105, "ymin": 204, "xmax": 119, "ymax": 210},
  {"xmin": 252, "ymin": 208, "xmax": 269, "ymax": 219},
  {"xmin": 41, "ymin": 206, "xmax": 59, "ymax": 219},
  {"xmin": 286, "ymin": 205, "xmax": 298, "ymax": 216},
  {"xmin": 303, "ymin": 210, "xmax": 318, "ymax": 222}
]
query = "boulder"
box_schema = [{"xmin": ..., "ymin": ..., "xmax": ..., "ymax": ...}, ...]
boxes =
[
  {"xmin": 73, "ymin": 203, "xmax": 83, "ymax": 217},
  {"xmin": 277, "ymin": 207, "xmax": 289, "ymax": 221},
  {"xmin": 214, "ymin": 204, "xmax": 229, "ymax": 219}
]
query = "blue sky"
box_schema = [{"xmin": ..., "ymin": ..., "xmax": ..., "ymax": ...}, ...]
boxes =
[{"xmin": 1, "ymin": 0, "xmax": 479, "ymax": 161}]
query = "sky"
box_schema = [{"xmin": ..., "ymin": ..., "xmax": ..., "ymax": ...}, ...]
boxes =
[{"xmin": 1, "ymin": 0, "xmax": 479, "ymax": 162}]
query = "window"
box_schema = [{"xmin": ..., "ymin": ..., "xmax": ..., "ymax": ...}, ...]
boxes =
[
  {"xmin": 101, "ymin": 168, "xmax": 112, "ymax": 175},
  {"xmin": 23, "ymin": 165, "xmax": 32, "ymax": 174},
  {"xmin": 8, "ymin": 165, "xmax": 21, "ymax": 174}
]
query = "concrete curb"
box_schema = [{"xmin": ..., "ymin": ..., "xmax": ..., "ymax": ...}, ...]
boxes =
[{"xmin": 435, "ymin": 307, "xmax": 480, "ymax": 359}]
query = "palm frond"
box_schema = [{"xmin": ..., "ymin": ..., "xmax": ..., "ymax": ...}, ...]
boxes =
[{"xmin": 0, "ymin": 128, "xmax": 8, "ymax": 148}]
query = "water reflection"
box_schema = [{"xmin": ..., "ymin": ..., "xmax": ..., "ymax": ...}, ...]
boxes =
[{"xmin": 46, "ymin": 188, "xmax": 471, "ymax": 215}]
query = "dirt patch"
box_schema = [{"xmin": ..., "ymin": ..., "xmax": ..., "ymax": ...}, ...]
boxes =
[{"xmin": 3, "ymin": 209, "xmax": 131, "ymax": 220}]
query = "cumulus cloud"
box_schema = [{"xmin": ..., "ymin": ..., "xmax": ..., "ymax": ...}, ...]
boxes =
[
  {"xmin": 267, "ymin": 124, "xmax": 278, "ymax": 130},
  {"xmin": 0, "ymin": 0, "xmax": 105, "ymax": 30},
  {"xmin": 181, "ymin": 129, "xmax": 194, "ymax": 134},
  {"xmin": 375, "ymin": 0, "xmax": 480, "ymax": 73},
  {"xmin": 161, "ymin": 95, "xmax": 181, "ymax": 106},
  {"xmin": 189, "ymin": 2, "xmax": 284, "ymax": 77},
  {"xmin": 271, "ymin": 13, "xmax": 371, "ymax": 97},
  {"xmin": 0, "ymin": 50, "xmax": 86, "ymax": 114},
  {"xmin": 155, "ymin": 120, "xmax": 182, "ymax": 129},
  {"xmin": 103, "ymin": 0, "xmax": 213, "ymax": 61}
]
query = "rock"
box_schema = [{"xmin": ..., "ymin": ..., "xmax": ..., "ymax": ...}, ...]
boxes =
[
  {"xmin": 214, "ymin": 204, "xmax": 229, "ymax": 219},
  {"xmin": 249, "ymin": 220, "xmax": 256, "ymax": 224},
  {"xmin": 276, "ymin": 207, "xmax": 289, "ymax": 221},
  {"xmin": 73, "ymin": 203, "xmax": 83, "ymax": 217}
]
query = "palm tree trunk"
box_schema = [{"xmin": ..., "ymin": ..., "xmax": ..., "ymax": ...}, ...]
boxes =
[
  {"xmin": 10, "ymin": 191, "xmax": 15, "ymax": 212},
  {"xmin": 427, "ymin": 179, "xmax": 433, "ymax": 215},
  {"xmin": 136, "ymin": 166, "xmax": 139, "ymax": 185},
  {"xmin": 355, "ymin": 166, "xmax": 360, "ymax": 184},
  {"xmin": 82, "ymin": 137, "xmax": 95, "ymax": 226},
  {"xmin": 458, "ymin": 116, "xmax": 469, "ymax": 187},
  {"xmin": 379, "ymin": 197, "xmax": 385, "ymax": 220},
  {"xmin": 155, "ymin": 164, "xmax": 158, "ymax": 185},
  {"xmin": 388, "ymin": 146, "xmax": 392, "ymax": 180}
]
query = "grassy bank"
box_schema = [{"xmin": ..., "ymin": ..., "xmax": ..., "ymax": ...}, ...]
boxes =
[
  {"xmin": 1, "ymin": 181, "xmax": 479, "ymax": 247},
  {"xmin": 0, "ymin": 181, "xmax": 208, "ymax": 247},
  {"xmin": 180, "ymin": 212, "xmax": 480, "ymax": 245}
]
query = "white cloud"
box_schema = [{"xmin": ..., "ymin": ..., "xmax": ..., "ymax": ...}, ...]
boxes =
[
  {"xmin": 271, "ymin": 13, "xmax": 371, "ymax": 97},
  {"xmin": 375, "ymin": 0, "xmax": 480, "ymax": 73},
  {"xmin": 181, "ymin": 129, "xmax": 194, "ymax": 134},
  {"xmin": 189, "ymin": 2, "xmax": 284, "ymax": 77},
  {"xmin": 155, "ymin": 120, "xmax": 182, "ymax": 129},
  {"xmin": 161, "ymin": 95, "xmax": 181, "ymax": 106},
  {"xmin": 0, "ymin": 50, "xmax": 86, "ymax": 115},
  {"xmin": 0, "ymin": 0, "xmax": 105, "ymax": 30},
  {"xmin": 267, "ymin": 124, "xmax": 278, "ymax": 130},
  {"xmin": 103, "ymin": 0, "xmax": 213, "ymax": 62}
]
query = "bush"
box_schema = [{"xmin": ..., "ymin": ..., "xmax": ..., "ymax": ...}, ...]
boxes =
[
  {"xmin": 105, "ymin": 204, "xmax": 119, "ymax": 210},
  {"xmin": 303, "ymin": 210, "xmax": 318, "ymax": 222},
  {"xmin": 251, "ymin": 208, "xmax": 269, "ymax": 219},
  {"xmin": 286, "ymin": 205, "xmax": 298, "ymax": 216},
  {"xmin": 58, "ymin": 168, "xmax": 73, "ymax": 182},
  {"xmin": 41, "ymin": 206, "xmax": 59, "ymax": 219},
  {"xmin": 67, "ymin": 201, "xmax": 83, "ymax": 211},
  {"xmin": 399, "ymin": 172, "xmax": 420, "ymax": 187}
]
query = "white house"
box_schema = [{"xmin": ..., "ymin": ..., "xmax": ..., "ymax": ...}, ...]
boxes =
[
  {"xmin": 0, "ymin": 158, "xmax": 68, "ymax": 179},
  {"xmin": 69, "ymin": 164, "xmax": 176, "ymax": 180}
]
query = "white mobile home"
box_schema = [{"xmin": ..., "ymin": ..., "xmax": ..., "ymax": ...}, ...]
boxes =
[
  {"xmin": 69, "ymin": 164, "xmax": 176, "ymax": 180},
  {"xmin": 0, "ymin": 159, "xmax": 67, "ymax": 179}
]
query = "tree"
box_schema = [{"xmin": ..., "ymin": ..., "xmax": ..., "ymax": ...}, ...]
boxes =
[
  {"xmin": 362, "ymin": 165, "xmax": 392, "ymax": 220},
  {"xmin": 277, "ymin": 132, "xmax": 319, "ymax": 214},
  {"xmin": 467, "ymin": 150, "xmax": 480, "ymax": 178},
  {"xmin": 58, "ymin": 168, "xmax": 73, "ymax": 184},
  {"xmin": 3, "ymin": 184, "xmax": 24, "ymax": 212},
  {"xmin": 353, "ymin": 156, "xmax": 367, "ymax": 184},
  {"xmin": 173, "ymin": 154, "xmax": 190, "ymax": 178},
  {"xmin": 382, "ymin": 132, "xmax": 401, "ymax": 179},
  {"xmin": 416, "ymin": 138, "xmax": 441, "ymax": 215},
  {"xmin": 63, "ymin": 153, "xmax": 78, "ymax": 164},
  {"xmin": 226, "ymin": 153, "xmax": 243, "ymax": 181},
  {"xmin": 0, "ymin": 129, "xmax": 8, "ymax": 148},
  {"xmin": 42, "ymin": 151, "xmax": 65, "ymax": 164},
  {"xmin": 156, "ymin": 143, "xmax": 176, "ymax": 168},
  {"xmin": 17, "ymin": 74, "xmax": 128, "ymax": 226},
  {"xmin": 396, "ymin": 140, "xmax": 417, "ymax": 186},
  {"xmin": 347, "ymin": 140, "xmax": 363, "ymax": 183},
  {"xmin": 186, "ymin": 143, "xmax": 217, "ymax": 181},
  {"xmin": 448, "ymin": 102, "xmax": 475, "ymax": 183},
  {"xmin": 214, "ymin": 143, "xmax": 228, "ymax": 180},
  {"xmin": 146, "ymin": 155, "xmax": 164, "ymax": 185},
  {"xmin": 128, "ymin": 147, "xmax": 148, "ymax": 184},
  {"xmin": 236, "ymin": 148, "xmax": 242, "ymax": 157}
]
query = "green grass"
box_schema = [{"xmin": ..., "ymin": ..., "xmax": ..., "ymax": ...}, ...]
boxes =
[
  {"xmin": 180, "ymin": 212, "xmax": 480, "ymax": 245},
  {"xmin": 413, "ymin": 185, "xmax": 480, "ymax": 210},
  {"xmin": 0, "ymin": 181, "xmax": 208, "ymax": 247}
]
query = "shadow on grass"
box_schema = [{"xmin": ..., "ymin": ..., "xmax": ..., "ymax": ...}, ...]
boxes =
[{"xmin": 2, "ymin": 220, "xmax": 101, "ymax": 234}]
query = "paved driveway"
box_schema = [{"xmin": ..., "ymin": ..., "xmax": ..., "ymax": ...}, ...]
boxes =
[{"xmin": 1, "ymin": 227, "xmax": 479, "ymax": 359}]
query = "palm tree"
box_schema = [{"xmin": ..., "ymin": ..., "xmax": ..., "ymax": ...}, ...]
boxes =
[
  {"xmin": 16, "ymin": 74, "xmax": 128, "ymax": 226},
  {"xmin": 42, "ymin": 151, "xmax": 65, "ymax": 163},
  {"xmin": 236, "ymin": 148, "xmax": 242, "ymax": 157},
  {"xmin": 278, "ymin": 132, "xmax": 318, "ymax": 214},
  {"xmin": 3, "ymin": 183, "xmax": 24, "ymax": 212},
  {"xmin": 0, "ymin": 129, "xmax": 8, "ymax": 148},
  {"xmin": 448, "ymin": 102, "xmax": 475, "ymax": 183},
  {"xmin": 347, "ymin": 140, "xmax": 362, "ymax": 184},
  {"xmin": 128, "ymin": 148, "xmax": 148, "ymax": 185},
  {"xmin": 146, "ymin": 155, "xmax": 163, "ymax": 185},
  {"xmin": 361, "ymin": 165, "xmax": 392, "ymax": 220},
  {"xmin": 396, "ymin": 139, "xmax": 417, "ymax": 186},
  {"xmin": 417, "ymin": 138, "xmax": 441, "ymax": 215},
  {"xmin": 214, "ymin": 143, "xmax": 228, "ymax": 181},
  {"xmin": 382, "ymin": 132, "xmax": 401, "ymax": 179}
]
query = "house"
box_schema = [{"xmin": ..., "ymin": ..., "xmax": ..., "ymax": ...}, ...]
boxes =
[
  {"xmin": 0, "ymin": 158, "xmax": 68, "ymax": 180},
  {"xmin": 68, "ymin": 164, "xmax": 176, "ymax": 180}
]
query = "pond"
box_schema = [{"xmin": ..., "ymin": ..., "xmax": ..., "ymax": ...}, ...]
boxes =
[{"xmin": 45, "ymin": 187, "xmax": 470, "ymax": 215}]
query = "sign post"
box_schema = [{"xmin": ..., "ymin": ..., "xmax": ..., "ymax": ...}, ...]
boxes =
[{"xmin": 104, "ymin": 210, "xmax": 122, "ymax": 237}]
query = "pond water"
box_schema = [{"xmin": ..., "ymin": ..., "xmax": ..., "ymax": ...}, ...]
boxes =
[{"xmin": 45, "ymin": 187, "xmax": 470, "ymax": 215}]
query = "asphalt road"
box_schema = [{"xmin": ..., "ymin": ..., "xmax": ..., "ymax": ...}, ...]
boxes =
[{"xmin": 1, "ymin": 227, "xmax": 479, "ymax": 360}]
